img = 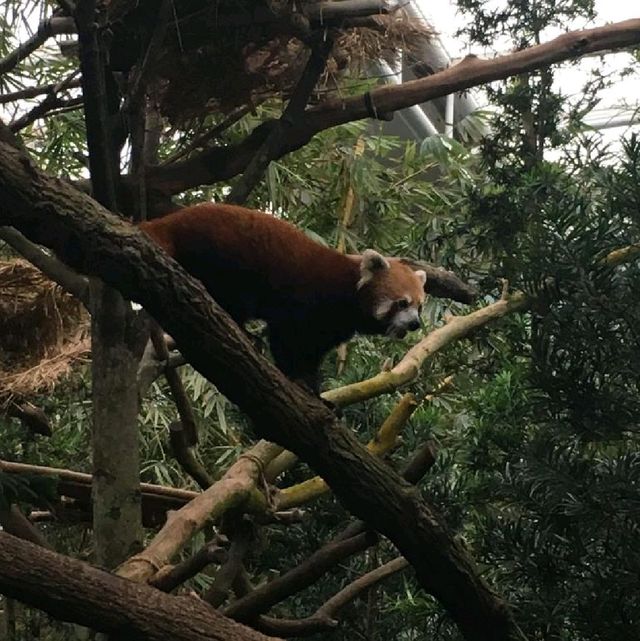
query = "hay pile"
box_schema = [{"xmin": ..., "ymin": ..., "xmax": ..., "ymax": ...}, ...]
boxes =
[
  {"xmin": 107, "ymin": 0, "xmax": 432, "ymax": 124},
  {"xmin": 0, "ymin": 259, "xmax": 89, "ymax": 406}
]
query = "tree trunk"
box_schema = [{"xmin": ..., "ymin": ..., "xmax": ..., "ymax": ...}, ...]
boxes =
[
  {"xmin": 0, "ymin": 533, "xmax": 280, "ymax": 641},
  {"xmin": 90, "ymin": 281, "xmax": 146, "ymax": 568}
]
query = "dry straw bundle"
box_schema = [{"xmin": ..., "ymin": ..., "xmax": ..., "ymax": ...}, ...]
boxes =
[
  {"xmin": 0, "ymin": 259, "xmax": 89, "ymax": 405},
  {"xmin": 106, "ymin": 0, "xmax": 432, "ymax": 124}
]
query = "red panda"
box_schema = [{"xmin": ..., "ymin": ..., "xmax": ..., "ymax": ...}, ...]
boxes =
[{"xmin": 139, "ymin": 203, "xmax": 426, "ymax": 391}]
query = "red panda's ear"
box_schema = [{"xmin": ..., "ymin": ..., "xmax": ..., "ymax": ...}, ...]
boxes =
[
  {"xmin": 358, "ymin": 249, "xmax": 390, "ymax": 289},
  {"xmin": 415, "ymin": 269, "xmax": 427, "ymax": 288}
]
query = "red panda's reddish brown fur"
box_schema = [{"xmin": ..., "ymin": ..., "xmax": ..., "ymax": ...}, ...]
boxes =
[{"xmin": 139, "ymin": 203, "xmax": 426, "ymax": 391}]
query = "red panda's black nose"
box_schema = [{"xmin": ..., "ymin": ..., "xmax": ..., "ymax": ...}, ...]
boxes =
[{"xmin": 408, "ymin": 319, "xmax": 420, "ymax": 331}]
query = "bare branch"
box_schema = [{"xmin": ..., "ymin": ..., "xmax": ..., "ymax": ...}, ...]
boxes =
[
  {"xmin": 256, "ymin": 557, "xmax": 409, "ymax": 637},
  {"xmin": 324, "ymin": 293, "xmax": 528, "ymax": 408},
  {"xmin": 10, "ymin": 95, "xmax": 83, "ymax": 132},
  {"xmin": 163, "ymin": 105, "xmax": 258, "ymax": 165},
  {"xmin": 0, "ymin": 459, "xmax": 198, "ymax": 527},
  {"xmin": 321, "ymin": 555, "xmax": 407, "ymax": 617},
  {"xmin": 0, "ymin": 226, "xmax": 89, "ymax": 306},
  {"xmin": 223, "ymin": 532, "xmax": 377, "ymax": 623},
  {"xmin": 0, "ymin": 79, "xmax": 82, "ymax": 105},
  {"xmin": 277, "ymin": 392, "xmax": 418, "ymax": 509},
  {"xmin": 169, "ymin": 421, "xmax": 214, "ymax": 489},
  {"xmin": 150, "ymin": 538, "xmax": 228, "ymax": 593},
  {"xmin": 137, "ymin": 348, "xmax": 186, "ymax": 396},
  {"xmin": 204, "ymin": 518, "xmax": 254, "ymax": 607},
  {"xmin": 250, "ymin": 615, "xmax": 334, "ymax": 637},
  {"xmin": 151, "ymin": 323, "xmax": 199, "ymax": 446},
  {"xmin": 401, "ymin": 260, "xmax": 477, "ymax": 304},
  {"xmin": 116, "ymin": 442, "xmax": 280, "ymax": 584},
  {"xmin": 401, "ymin": 440, "xmax": 438, "ymax": 485},
  {"xmin": 0, "ymin": 19, "xmax": 54, "ymax": 76}
]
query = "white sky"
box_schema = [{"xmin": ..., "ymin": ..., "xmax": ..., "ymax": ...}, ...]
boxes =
[{"xmin": 417, "ymin": 1, "xmax": 640, "ymax": 138}]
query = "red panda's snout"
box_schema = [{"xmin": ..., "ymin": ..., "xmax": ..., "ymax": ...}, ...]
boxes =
[{"xmin": 386, "ymin": 306, "xmax": 422, "ymax": 338}]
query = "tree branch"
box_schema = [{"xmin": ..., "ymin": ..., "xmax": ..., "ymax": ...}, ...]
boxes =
[
  {"xmin": 122, "ymin": 0, "xmax": 172, "ymax": 118},
  {"xmin": 402, "ymin": 260, "xmax": 477, "ymax": 304},
  {"xmin": 150, "ymin": 538, "xmax": 228, "ymax": 593},
  {"xmin": 204, "ymin": 518, "xmax": 254, "ymax": 607},
  {"xmin": 0, "ymin": 226, "xmax": 90, "ymax": 306},
  {"xmin": 75, "ymin": 0, "xmax": 119, "ymax": 209},
  {"xmin": 137, "ymin": 337, "xmax": 186, "ymax": 398},
  {"xmin": 277, "ymin": 392, "xmax": 418, "ymax": 509},
  {"xmin": 0, "ymin": 79, "xmax": 82, "ymax": 105},
  {"xmin": 116, "ymin": 441, "xmax": 280, "ymax": 583},
  {"xmin": 169, "ymin": 421, "xmax": 214, "ymax": 489},
  {"xmin": 224, "ymin": 532, "xmax": 377, "ymax": 623},
  {"xmin": 0, "ymin": 532, "xmax": 281, "ymax": 641},
  {"xmin": 0, "ymin": 459, "xmax": 198, "ymax": 527},
  {"xmin": 324, "ymin": 293, "xmax": 528, "ymax": 408},
  {"xmin": 146, "ymin": 18, "xmax": 640, "ymax": 196},
  {"xmin": 321, "ymin": 555, "xmax": 407, "ymax": 617},
  {"xmin": 0, "ymin": 18, "xmax": 55, "ymax": 76},
  {"xmin": 246, "ymin": 439, "xmax": 436, "ymax": 636},
  {"xmin": 151, "ymin": 323, "xmax": 199, "ymax": 446},
  {"xmin": 10, "ymin": 95, "xmax": 83, "ymax": 133},
  {"xmin": 256, "ymin": 557, "xmax": 409, "ymax": 637}
]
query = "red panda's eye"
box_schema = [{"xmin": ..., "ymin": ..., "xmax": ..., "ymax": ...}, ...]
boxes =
[{"xmin": 397, "ymin": 299, "xmax": 409, "ymax": 310}]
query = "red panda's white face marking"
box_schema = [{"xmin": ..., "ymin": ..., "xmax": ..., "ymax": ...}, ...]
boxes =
[{"xmin": 357, "ymin": 250, "xmax": 426, "ymax": 339}]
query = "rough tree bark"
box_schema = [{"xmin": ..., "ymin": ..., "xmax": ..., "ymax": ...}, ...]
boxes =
[
  {"xmin": 0, "ymin": 136, "xmax": 526, "ymax": 641},
  {"xmin": 89, "ymin": 283, "xmax": 146, "ymax": 566},
  {"xmin": 0, "ymin": 532, "xmax": 280, "ymax": 641}
]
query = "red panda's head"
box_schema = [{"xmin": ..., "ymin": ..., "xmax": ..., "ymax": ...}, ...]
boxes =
[{"xmin": 355, "ymin": 250, "xmax": 427, "ymax": 339}]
